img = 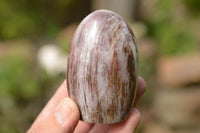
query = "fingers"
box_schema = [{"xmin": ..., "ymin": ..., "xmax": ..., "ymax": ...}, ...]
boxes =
[
  {"xmin": 88, "ymin": 124, "xmax": 111, "ymax": 133},
  {"xmin": 55, "ymin": 97, "xmax": 80, "ymax": 133},
  {"xmin": 108, "ymin": 108, "xmax": 141, "ymax": 133},
  {"xmin": 74, "ymin": 121, "xmax": 94, "ymax": 133},
  {"xmin": 88, "ymin": 109, "xmax": 141, "ymax": 133},
  {"xmin": 28, "ymin": 97, "xmax": 80, "ymax": 133},
  {"xmin": 133, "ymin": 77, "xmax": 146, "ymax": 107},
  {"xmin": 28, "ymin": 81, "xmax": 80, "ymax": 133},
  {"xmin": 31, "ymin": 80, "xmax": 68, "ymax": 124},
  {"xmin": 28, "ymin": 76, "xmax": 146, "ymax": 133}
]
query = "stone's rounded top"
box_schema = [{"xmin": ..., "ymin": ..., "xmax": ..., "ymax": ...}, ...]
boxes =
[
  {"xmin": 78, "ymin": 9, "xmax": 132, "ymax": 32},
  {"xmin": 85, "ymin": 9, "xmax": 123, "ymax": 19},
  {"xmin": 69, "ymin": 9, "xmax": 136, "ymax": 55},
  {"xmin": 82, "ymin": 9, "xmax": 135, "ymax": 35}
]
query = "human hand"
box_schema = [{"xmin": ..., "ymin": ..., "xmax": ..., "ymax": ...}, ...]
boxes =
[{"xmin": 28, "ymin": 77, "xmax": 146, "ymax": 133}]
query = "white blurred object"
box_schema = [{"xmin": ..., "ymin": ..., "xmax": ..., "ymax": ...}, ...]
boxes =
[{"xmin": 38, "ymin": 44, "xmax": 67, "ymax": 76}]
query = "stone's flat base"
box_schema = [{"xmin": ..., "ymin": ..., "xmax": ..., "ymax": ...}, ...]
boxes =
[
  {"xmin": 79, "ymin": 111, "xmax": 130, "ymax": 124},
  {"xmin": 80, "ymin": 118, "xmax": 126, "ymax": 124}
]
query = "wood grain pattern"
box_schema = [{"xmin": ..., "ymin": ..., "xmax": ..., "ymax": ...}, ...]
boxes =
[{"xmin": 67, "ymin": 10, "xmax": 138, "ymax": 123}]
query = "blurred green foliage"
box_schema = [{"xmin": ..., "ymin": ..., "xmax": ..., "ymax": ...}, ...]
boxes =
[
  {"xmin": 145, "ymin": 0, "xmax": 198, "ymax": 55},
  {"xmin": 0, "ymin": 44, "xmax": 66, "ymax": 132},
  {"xmin": 155, "ymin": 22, "xmax": 196, "ymax": 55},
  {"xmin": 0, "ymin": 46, "xmax": 39, "ymax": 99},
  {"xmin": 0, "ymin": 0, "xmax": 79, "ymax": 39},
  {"xmin": 184, "ymin": 0, "xmax": 200, "ymax": 13},
  {"xmin": 137, "ymin": 0, "xmax": 199, "ymax": 112}
]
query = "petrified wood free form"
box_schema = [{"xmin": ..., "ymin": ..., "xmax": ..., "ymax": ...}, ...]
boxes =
[{"xmin": 67, "ymin": 10, "xmax": 138, "ymax": 124}]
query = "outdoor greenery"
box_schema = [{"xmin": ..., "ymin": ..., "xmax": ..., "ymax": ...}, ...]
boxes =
[
  {"xmin": 144, "ymin": 0, "xmax": 198, "ymax": 55},
  {"xmin": 0, "ymin": 0, "xmax": 199, "ymax": 132},
  {"xmin": 0, "ymin": 0, "xmax": 85, "ymax": 40}
]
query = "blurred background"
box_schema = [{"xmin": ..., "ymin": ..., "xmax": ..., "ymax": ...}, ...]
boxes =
[{"xmin": 0, "ymin": 0, "xmax": 200, "ymax": 132}]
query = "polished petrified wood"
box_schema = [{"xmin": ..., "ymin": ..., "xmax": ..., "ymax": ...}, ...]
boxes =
[{"xmin": 67, "ymin": 10, "xmax": 138, "ymax": 124}]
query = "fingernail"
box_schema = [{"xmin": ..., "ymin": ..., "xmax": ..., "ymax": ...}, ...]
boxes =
[
  {"xmin": 138, "ymin": 77, "xmax": 146, "ymax": 91},
  {"xmin": 131, "ymin": 108, "xmax": 141, "ymax": 121},
  {"xmin": 55, "ymin": 98, "xmax": 73, "ymax": 124},
  {"xmin": 132, "ymin": 108, "xmax": 140, "ymax": 114}
]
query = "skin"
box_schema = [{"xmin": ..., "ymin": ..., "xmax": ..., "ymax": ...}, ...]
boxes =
[{"xmin": 28, "ymin": 77, "xmax": 146, "ymax": 133}]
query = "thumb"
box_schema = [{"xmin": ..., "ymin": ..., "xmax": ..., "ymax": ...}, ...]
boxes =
[
  {"xmin": 54, "ymin": 97, "xmax": 80, "ymax": 133},
  {"xmin": 28, "ymin": 97, "xmax": 80, "ymax": 133}
]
